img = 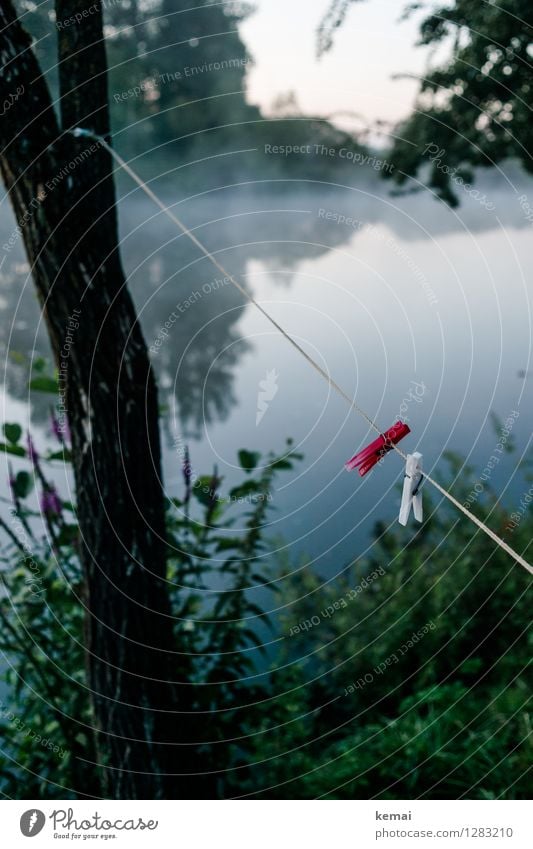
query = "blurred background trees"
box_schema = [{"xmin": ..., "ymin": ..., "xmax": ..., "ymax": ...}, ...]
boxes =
[{"xmin": 319, "ymin": 0, "xmax": 533, "ymax": 204}]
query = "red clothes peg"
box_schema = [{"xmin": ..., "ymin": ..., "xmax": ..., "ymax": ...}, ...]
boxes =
[{"xmin": 345, "ymin": 421, "xmax": 411, "ymax": 476}]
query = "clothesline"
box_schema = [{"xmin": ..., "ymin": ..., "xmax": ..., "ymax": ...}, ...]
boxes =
[{"xmin": 70, "ymin": 128, "xmax": 533, "ymax": 577}]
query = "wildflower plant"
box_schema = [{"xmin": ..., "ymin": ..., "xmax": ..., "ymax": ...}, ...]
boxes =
[{"xmin": 0, "ymin": 414, "xmax": 300, "ymax": 797}]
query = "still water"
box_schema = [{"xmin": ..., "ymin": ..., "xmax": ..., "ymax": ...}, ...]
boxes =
[{"xmin": 1, "ymin": 171, "xmax": 532, "ymax": 588}]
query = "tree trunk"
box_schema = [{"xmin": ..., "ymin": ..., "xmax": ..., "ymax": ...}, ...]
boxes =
[{"xmin": 0, "ymin": 0, "xmax": 183, "ymax": 798}]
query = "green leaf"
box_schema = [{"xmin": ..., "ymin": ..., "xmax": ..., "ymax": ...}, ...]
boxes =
[
  {"xmin": 0, "ymin": 441, "xmax": 25, "ymax": 457},
  {"xmin": 271, "ymin": 451, "xmax": 303, "ymax": 470},
  {"xmin": 214, "ymin": 537, "xmax": 242, "ymax": 552},
  {"xmin": 29, "ymin": 376, "xmax": 58, "ymax": 394},
  {"xmin": 56, "ymin": 525, "xmax": 79, "ymax": 547},
  {"xmin": 241, "ymin": 628, "xmax": 268, "ymax": 651},
  {"xmin": 46, "ymin": 449, "xmax": 72, "ymax": 463},
  {"xmin": 460, "ymin": 658, "xmax": 483, "ymax": 675},
  {"xmin": 192, "ymin": 476, "xmax": 217, "ymax": 507},
  {"xmin": 238, "ymin": 449, "xmax": 260, "ymax": 472},
  {"xmin": 220, "ymin": 558, "xmax": 239, "ymax": 573},
  {"xmin": 229, "ymin": 479, "xmax": 262, "ymax": 500},
  {"xmin": 187, "ymin": 520, "xmax": 206, "ymax": 538},
  {"xmin": 32, "ymin": 357, "xmax": 48, "ymax": 373},
  {"xmin": 3, "ymin": 423, "xmax": 22, "ymax": 444},
  {"xmin": 251, "ymin": 572, "xmax": 268, "ymax": 583},
  {"xmin": 12, "ymin": 471, "xmax": 33, "ymax": 499},
  {"xmin": 246, "ymin": 602, "xmax": 269, "ymax": 619},
  {"xmin": 270, "ymin": 458, "xmax": 292, "ymax": 470}
]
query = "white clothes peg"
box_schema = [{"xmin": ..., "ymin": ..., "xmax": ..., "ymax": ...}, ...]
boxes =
[{"xmin": 399, "ymin": 452, "xmax": 423, "ymax": 526}]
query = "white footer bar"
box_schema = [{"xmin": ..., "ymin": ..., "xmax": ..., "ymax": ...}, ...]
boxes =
[{"xmin": 1, "ymin": 800, "xmax": 531, "ymax": 848}]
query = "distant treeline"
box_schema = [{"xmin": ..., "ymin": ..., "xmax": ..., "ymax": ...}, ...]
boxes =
[{"xmin": 18, "ymin": 0, "xmax": 376, "ymax": 186}]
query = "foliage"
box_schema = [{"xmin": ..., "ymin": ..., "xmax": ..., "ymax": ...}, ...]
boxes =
[
  {"xmin": 317, "ymin": 0, "xmax": 362, "ymax": 58},
  {"xmin": 104, "ymin": 0, "xmax": 259, "ymax": 158},
  {"xmin": 0, "ymin": 427, "xmax": 94, "ymax": 796},
  {"xmin": 234, "ymin": 450, "xmax": 532, "ymax": 799},
  {"xmin": 0, "ymin": 420, "xmax": 301, "ymax": 797},
  {"xmin": 318, "ymin": 0, "xmax": 533, "ymax": 204},
  {"xmin": 0, "ymin": 422, "xmax": 531, "ymax": 798},
  {"xmin": 388, "ymin": 0, "xmax": 533, "ymax": 205},
  {"xmin": 16, "ymin": 0, "xmax": 371, "ymax": 187}
]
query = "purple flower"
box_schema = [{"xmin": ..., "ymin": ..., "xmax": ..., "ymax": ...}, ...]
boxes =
[
  {"xmin": 207, "ymin": 470, "xmax": 221, "ymax": 508},
  {"xmin": 182, "ymin": 446, "xmax": 192, "ymax": 489},
  {"xmin": 27, "ymin": 434, "xmax": 39, "ymax": 464},
  {"xmin": 40, "ymin": 486, "xmax": 62, "ymax": 517},
  {"xmin": 51, "ymin": 412, "xmax": 63, "ymax": 443},
  {"xmin": 50, "ymin": 410, "xmax": 70, "ymax": 445}
]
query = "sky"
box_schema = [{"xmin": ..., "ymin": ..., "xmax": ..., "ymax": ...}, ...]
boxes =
[{"xmin": 240, "ymin": 0, "xmax": 432, "ymax": 133}]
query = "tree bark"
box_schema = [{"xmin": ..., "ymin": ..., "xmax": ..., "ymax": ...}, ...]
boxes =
[{"xmin": 0, "ymin": 0, "xmax": 183, "ymax": 798}]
